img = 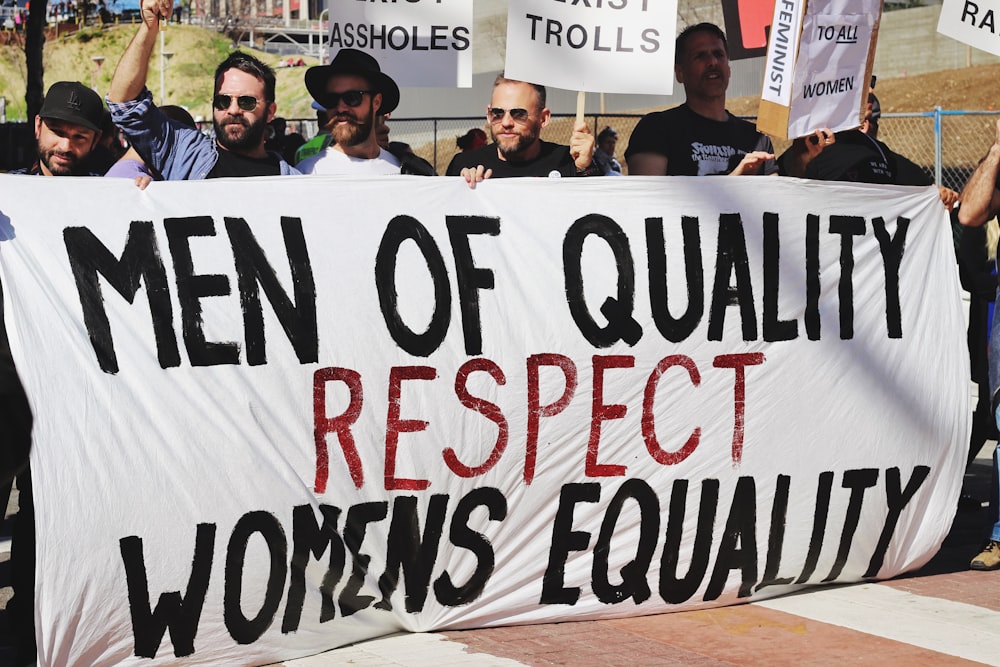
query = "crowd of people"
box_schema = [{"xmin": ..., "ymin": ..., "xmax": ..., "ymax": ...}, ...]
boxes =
[{"xmin": 3, "ymin": 7, "xmax": 1000, "ymax": 664}]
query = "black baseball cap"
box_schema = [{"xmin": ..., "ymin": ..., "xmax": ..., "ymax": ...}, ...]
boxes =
[{"xmin": 38, "ymin": 81, "xmax": 104, "ymax": 132}]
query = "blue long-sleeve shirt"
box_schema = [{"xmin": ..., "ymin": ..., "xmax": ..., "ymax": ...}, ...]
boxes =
[{"xmin": 107, "ymin": 88, "xmax": 300, "ymax": 180}]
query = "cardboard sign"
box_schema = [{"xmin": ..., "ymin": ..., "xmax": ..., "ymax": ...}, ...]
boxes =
[
  {"xmin": 937, "ymin": 0, "xmax": 1000, "ymax": 58},
  {"xmin": 759, "ymin": 0, "xmax": 883, "ymax": 139},
  {"xmin": 0, "ymin": 174, "xmax": 966, "ymax": 666},
  {"xmin": 504, "ymin": 0, "xmax": 676, "ymax": 94},
  {"xmin": 326, "ymin": 0, "xmax": 473, "ymax": 87}
]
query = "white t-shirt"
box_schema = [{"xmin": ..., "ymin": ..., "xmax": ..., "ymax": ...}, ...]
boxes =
[{"xmin": 297, "ymin": 147, "xmax": 402, "ymax": 175}]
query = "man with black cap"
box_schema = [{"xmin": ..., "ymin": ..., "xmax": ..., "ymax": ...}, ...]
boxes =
[
  {"xmin": 14, "ymin": 80, "xmax": 104, "ymax": 176},
  {"xmin": 107, "ymin": 0, "xmax": 298, "ymax": 179},
  {"xmin": 778, "ymin": 90, "xmax": 933, "ymax": 187},
  {"xmin": 297, "ymin": 48, "xmax": 402, "ymax": 175}
]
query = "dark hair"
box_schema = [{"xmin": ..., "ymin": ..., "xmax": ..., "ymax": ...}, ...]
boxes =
[
  {"xmin": 456, "ymin": 128, "xmax": 486, "ymax": 150},
  {"xmin": 675, "ymin": 22, "xmax": 728, "ymax": 65},
  {"xmin": 597, "ymin": 126, "xmax": 618, "ymax": 143},
  {"xmin": 493, "ymin": 72, "xmax": 546, "ymax": 108},
  {"xmin": 214, "ymin": 51, "xmax": 277, "ymax": 103}
]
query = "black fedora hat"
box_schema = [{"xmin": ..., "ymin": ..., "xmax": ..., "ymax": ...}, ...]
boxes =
[{"xmin": 305, "ymin": 48, "xmax": 400, "ymax": 115}]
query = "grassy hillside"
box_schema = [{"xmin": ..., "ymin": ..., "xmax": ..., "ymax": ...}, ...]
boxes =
[{"xmin": 0, "ymin": 23, "xmax": 321, "ymax": 122}]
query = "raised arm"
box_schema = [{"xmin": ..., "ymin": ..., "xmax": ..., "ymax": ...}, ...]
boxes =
[
  {"xmin": 959, "ymin": 118, "xmax": 1000, "ymax": 227},
  {"xmin": 108, "ymin": 0, "xmax": 173, "ymax": 103}
]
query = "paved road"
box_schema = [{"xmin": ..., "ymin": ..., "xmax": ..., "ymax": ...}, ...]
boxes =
[{"xmin": 4, "ymin": 448, "xmax": 999, "ymax": 666}]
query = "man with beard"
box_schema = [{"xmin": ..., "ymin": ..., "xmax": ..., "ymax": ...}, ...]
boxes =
[
  {"xmin": 107, "ymin": 0, "xmax": 298, "ymax": 179},
  {"xmin": 296, "ymin": 48, "xmax": 402, "ymax": 175},
  {"xmin": 446, "ymin": 73, "xmax": 600, "ymax": 186},
  {"xmin": 14, "ymin": 81, "xmax": 104, "ymax": 176},
  {"xmin": 625, "ymin": 23, "xmax": 776, "ymax": 177}
]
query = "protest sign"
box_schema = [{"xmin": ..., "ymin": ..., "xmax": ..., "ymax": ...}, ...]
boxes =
[
  {"xmin": 504, "ymin": 0, "xmax": 676, "ymax": 95},
  {"xmin": 326, "ymin": 0, "xmax": 472, "ymax": 87},
  {"xmin": 758, "ymin": 0, "xmax": 883, "ymax": 139},
  {"xmin": 937, "ymin": 0, "xmax": 1000, "ymax": 58},
  {"xmin": 721, "ymin": 0, "xmax": 776, "ymax": 60},
  {"xmin": 0, "ymin": 174, "xmax": 967, "ymax": 666}
]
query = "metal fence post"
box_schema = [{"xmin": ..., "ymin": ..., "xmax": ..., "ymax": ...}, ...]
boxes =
[{"xmin": 934, "ymin": 106, "xmax": 943, "ymax": 187}]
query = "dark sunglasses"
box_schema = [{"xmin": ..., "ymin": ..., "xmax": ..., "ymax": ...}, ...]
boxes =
[
  {"xmin": 321, "ymin": 90, "xmax": 374, "ymax": 108},
  {"xmin": 213, "ymin": 94, "xmax": 262, "ymax": 112},
  {"xmin": 488, "ymin": 107, "xmax": 530, "ymax": 122}
]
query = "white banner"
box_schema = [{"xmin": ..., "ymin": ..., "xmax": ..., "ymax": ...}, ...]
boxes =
[
  {"xmin": 0, "ymin": 174, "xmax": 968, "ymax": 666},
  {"xmin": 326, "ymin": 0, "xmax": 473, "ymax": 87},
  {"xmin": 787, "ymin": 0, "xmax": 881, "ymax": 138},
  {"xmin": 504, "ymin": 0, "xmax": 676, "ymax": 94},
  {"xmin": 937, "ymin": 0, "xmax": 1000, "ymax": 57}
]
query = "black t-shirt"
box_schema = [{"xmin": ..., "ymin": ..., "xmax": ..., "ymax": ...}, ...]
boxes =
[
  {"xmin": 446, "ymin": 141, "xmax": 582, "ymax": 178},
  {"xmin": 208, "ymin": 149, "xmax": 282, "ymax": 178},
  {"xmin": 798, "ymin": 130, "xmax": 932, "ymax": 186},
  {"xmin": 624, "ymin": 103, "xmax": 777, "ymax": 176}
]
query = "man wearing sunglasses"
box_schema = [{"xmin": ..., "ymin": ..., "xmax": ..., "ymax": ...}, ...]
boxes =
[
  {"xmin": 297, "ymin": 48, "xmax": 403, "ymax": 175},
  {"xmin": 446, "ymin": 73, "xmax": 600, "ymax": 186},
  {"xmin": 107, "ymin": 0, "xmax": 299, "ymax": 179},
  {"xmin": 625, "ymin": 23, "xmax": 776, "ymax": 177}
]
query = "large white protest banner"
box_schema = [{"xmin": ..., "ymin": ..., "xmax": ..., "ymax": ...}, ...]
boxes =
[
  {"xmin": 759, "ymin": 0, "xmax": 882, "ymax": 139},
  {"xmin": 0, "ymin": 174, "xmax": 967, "ymax": 666},
  {"xmin": 504, "ymin": 0, "xmax": 676, "ymax": 94},
  {"xmin": 937, "ymin": 0, "xmax": 1000, "ymax": 58},
  {"xmin": 326, "ymin": 0, "xmax": 472, "ymax": 87}
]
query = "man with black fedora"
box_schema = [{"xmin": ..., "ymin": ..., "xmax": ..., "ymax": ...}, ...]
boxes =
[{"xmin": 297, "ymin": 48, "xmax": 403, "ymax": 175}]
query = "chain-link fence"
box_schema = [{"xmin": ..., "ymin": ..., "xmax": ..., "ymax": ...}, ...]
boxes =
[{"xmin": 366, "ymin": 110, "xmax": 1000, "ymax": 185}]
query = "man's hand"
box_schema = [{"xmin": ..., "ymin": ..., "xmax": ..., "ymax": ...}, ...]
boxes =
[
  {"xmin": 142, "ymin": 0, "xmax": 172, "ymax": 27},
  {"xmin": 939, "ymin": 186, "xmax": 960, "ymax": 211},
  {"xmin": 109, "ymin": 0, "xmax": 170, "ymax": 102},
  {"xmin": 729, "ymin": 150, "xmax": 776, "ymax": 176},
  {"xmin": 569, "ymin": 120, "xmax": 595, "ymax": 171},
  {"xmin": 460, "ymin": 165, "xmax": 492, "ymax": 189},
  {"xmin": 782, "ymin": 128, "xmax": 834, "ymax": 178}
]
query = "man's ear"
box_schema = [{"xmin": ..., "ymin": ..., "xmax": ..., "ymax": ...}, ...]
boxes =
[
  {"xmin": 265, "ymin": 101, "xmax": 277, "ymax": 124},
  {"xmin": 674, "ymin": 64, "xmax": 684, "ymax": 85},
  {"xmin": 372, "ymin": 92, "xmax": 383, "ymax": 116},
  {"xmin": 539, "ymin": 107, "xmax": 551, "ymax": 129},
  {"xmin": 34, "ymin": 115, "xmax": 42, "ymax": 139}
]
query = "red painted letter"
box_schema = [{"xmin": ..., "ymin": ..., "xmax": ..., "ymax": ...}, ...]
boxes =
[
  {"xmin": 713, "ymin": 352, "xmax": 765, "ymax": 463},
  {"xmin": 526, "ymin": 354, "xmax": 577, "ymax": 484},
  {"xmin": 444, "ymin": 358, "xmax": 509, "ymax": 477},
  {"xmin": 642, "ymin": 354, "xmax": 701, "ymax": 465},
  {"xmin": 313, "ymin": 367, "xmax": 364, "ymax": 492},
  {"xmin": 385, "ymin": 366, "xmax": 436, "ymax": 491},
  {"xmin": 587, "ymin": 355, "xmax": 634, "ymax": 477}
]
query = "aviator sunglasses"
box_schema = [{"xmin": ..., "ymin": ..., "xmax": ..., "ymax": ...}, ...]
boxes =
[
  {"xmin": 488, "ymin": 107, "xmax": 530, "ymax": 122},
  {"xmin": 320, "ymin": 90, "xmax": 374, "ymax": 109},
  {"xmin": 213, "ymin": 94, "xmax": 262, "ymax": 112}
]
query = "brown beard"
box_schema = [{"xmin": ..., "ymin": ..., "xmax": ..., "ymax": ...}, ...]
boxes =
[{"xmin": 325, "ymin": 102, "xmax": 374, "ymax": 147}]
